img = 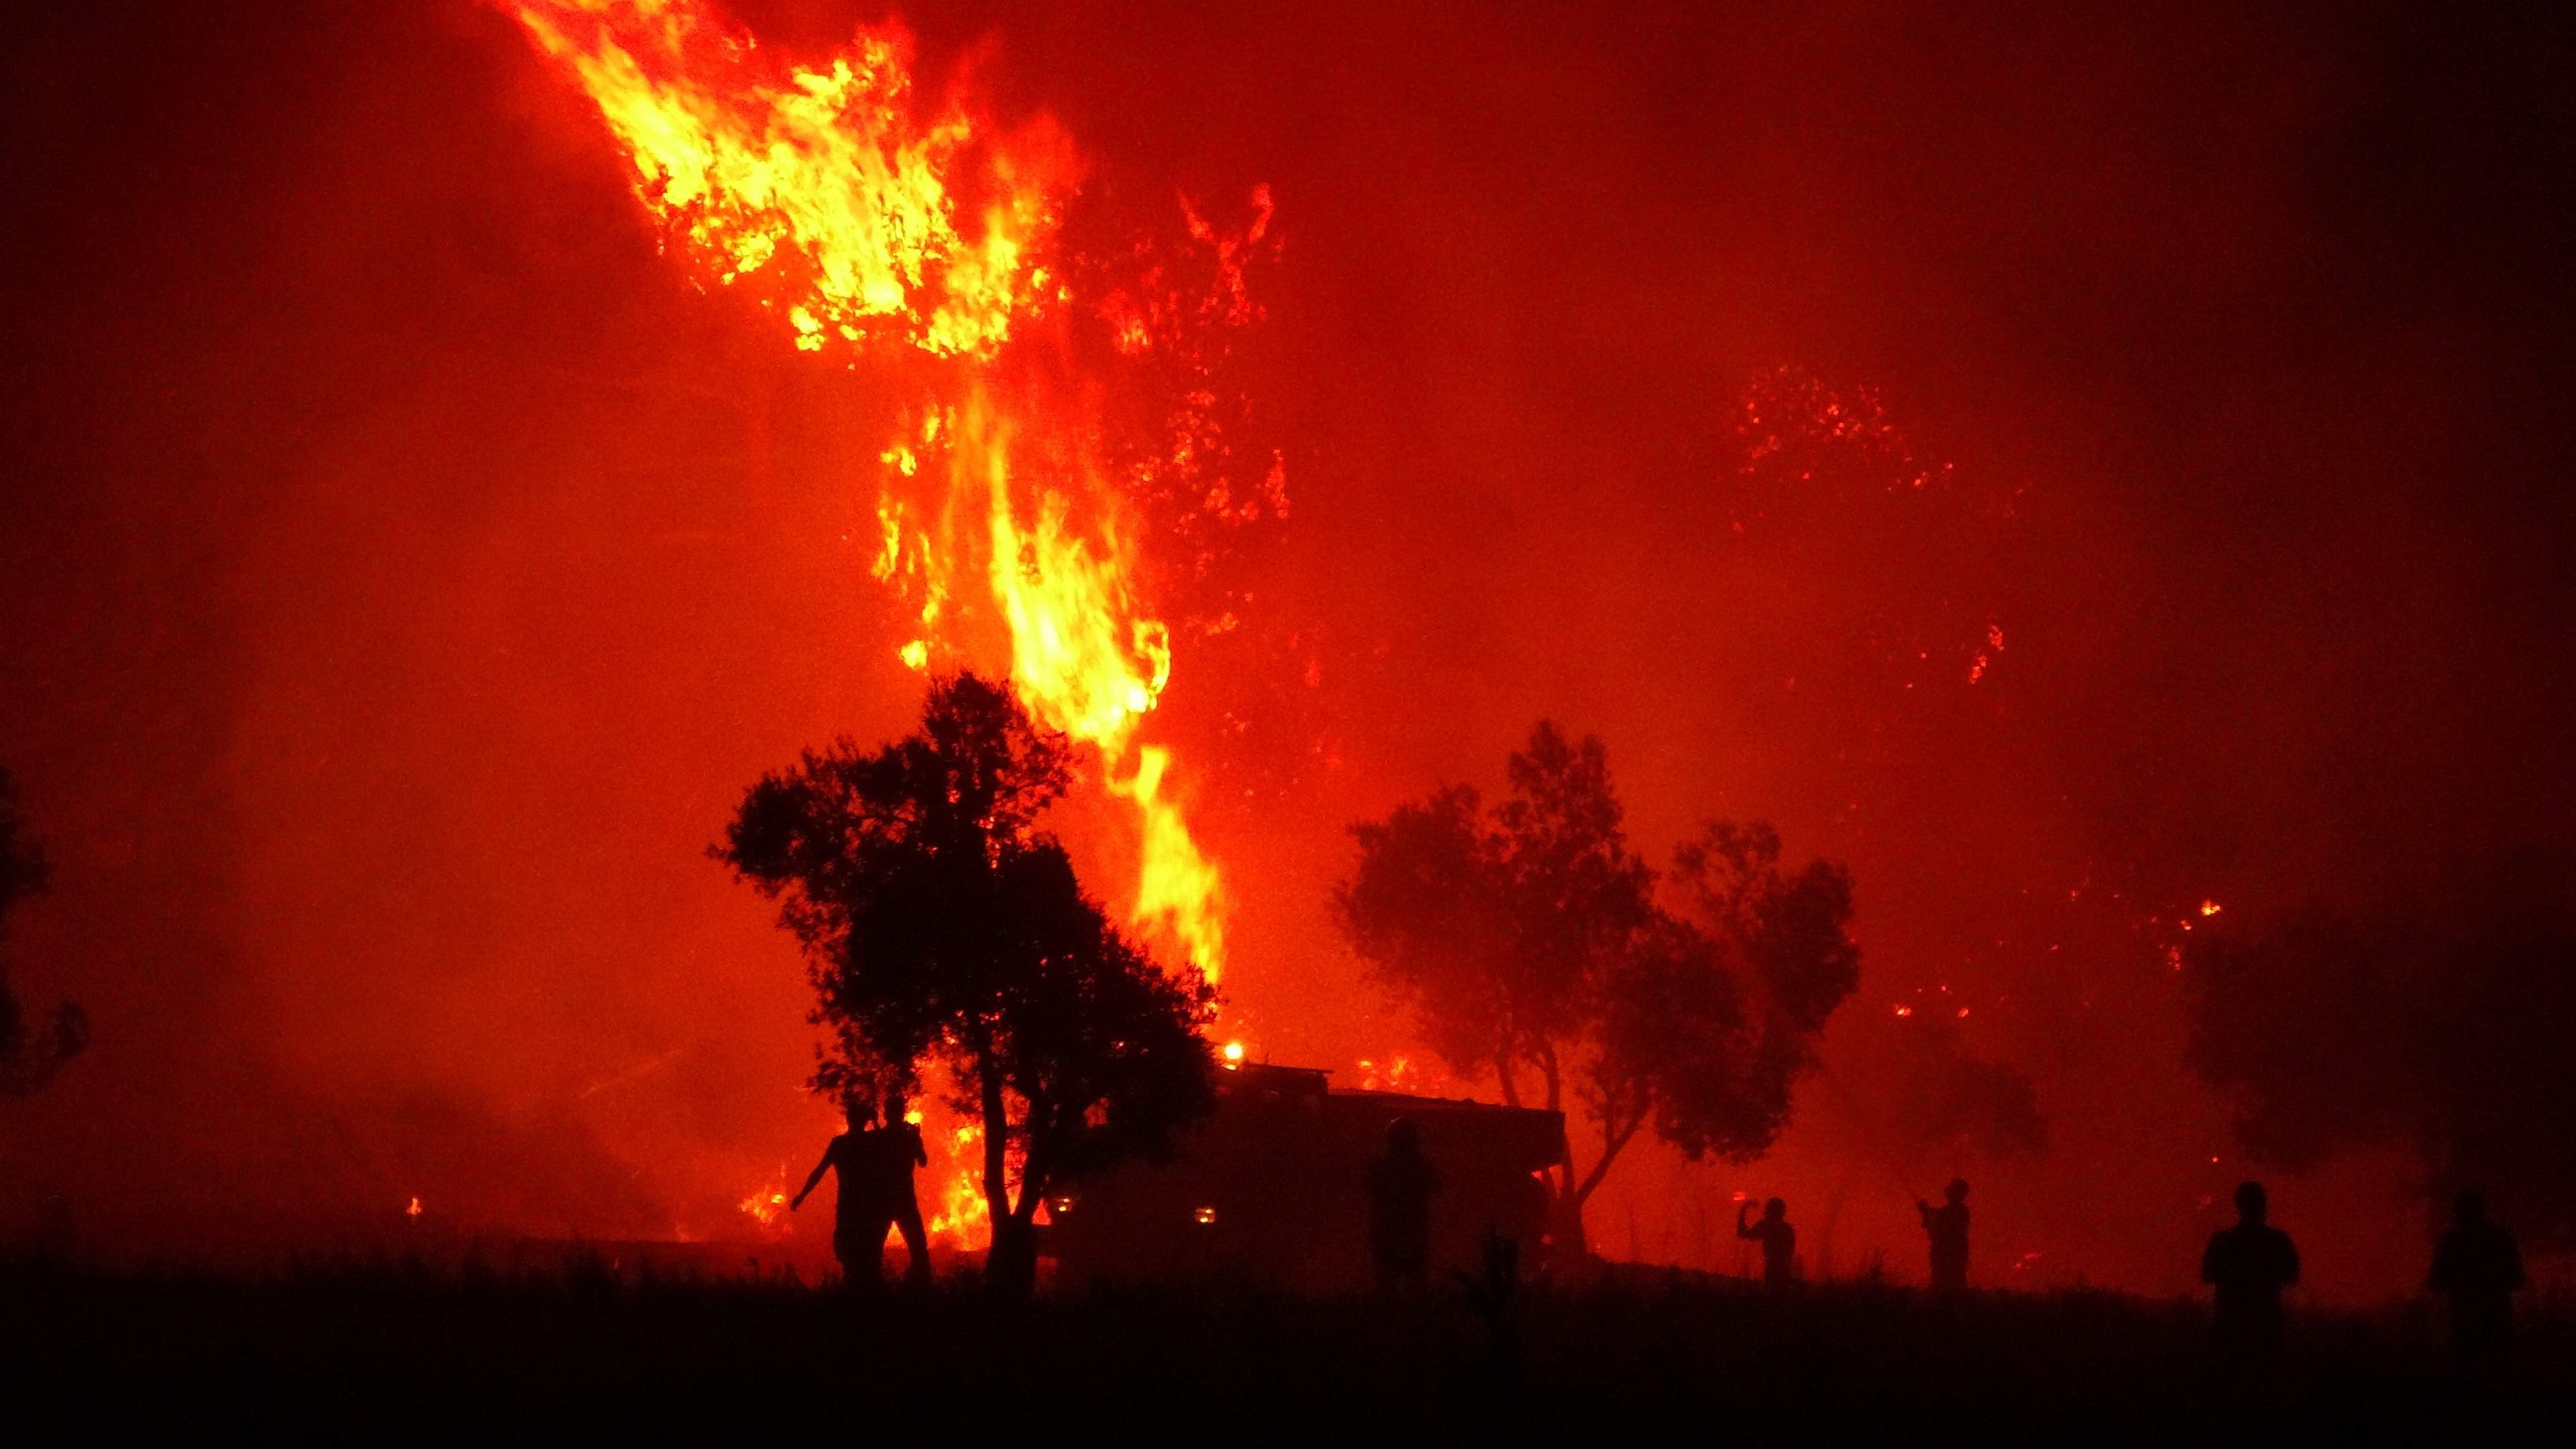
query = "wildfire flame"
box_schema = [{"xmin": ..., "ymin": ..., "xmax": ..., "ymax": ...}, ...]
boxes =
[
  {"xmin": 738, "ymin": 1163, "xmax": 792, "ymax": 1235},
  {"xmin": 506, "ymin": 0, "xmax": 1067, "ymax": 358},
  {"xmin": 504, "ymin": 0, "xmax": 1248, "ymax": 982}
]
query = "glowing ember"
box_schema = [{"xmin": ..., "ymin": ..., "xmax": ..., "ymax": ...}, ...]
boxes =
[
  {"xmin": 406, "ymin": 1196, "xmax": 423, "ymax": 1219},
  {"xmin": 1354, "ymin": 1056, "xmax": 1444, "ymax": 1093}
]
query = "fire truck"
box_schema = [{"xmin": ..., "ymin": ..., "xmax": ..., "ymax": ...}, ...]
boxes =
[{"xmin": 1038, "ymin": 1062, "xmax": 1566, "ymax": 1291}]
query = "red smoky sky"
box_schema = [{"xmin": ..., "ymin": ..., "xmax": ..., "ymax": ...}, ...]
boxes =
[{"xmin": 3, "ymin": 0, "xmax": 2570, "ymax": 1297}]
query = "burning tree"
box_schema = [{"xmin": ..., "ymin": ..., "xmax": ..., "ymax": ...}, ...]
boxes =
[
  {"xmin": 718, "ymin": 674, "xmax": 1218, "ymax": 1292},
  {"xmin": 2186, "ymin": 845, "xmax": 2576, "ymax": 1248},
  {"xmin": 1, "ymin": 765, "xmax": 86, "ymax": 1097},
  {"xmin": 1336, "ymin": 725, "xmax": 1860, "ymax": 1251}
]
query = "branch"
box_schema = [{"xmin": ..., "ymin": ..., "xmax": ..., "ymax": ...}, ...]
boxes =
[{"xmin": 1568, "ymin": 1100, "xmax": 1648, "ymax": 1210}]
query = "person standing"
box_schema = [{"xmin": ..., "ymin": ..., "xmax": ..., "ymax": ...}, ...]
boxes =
[
  {"xmin": 1365, "ymin": 1118, "xmax": 1440, "ymax": 1294},
  {"xmin": 1917, "ymin": 1178, "xmax": 1971, "ymax": 1294},
  {"xmin": 2428, "ymin": 1189, "xmax": 2525, "ymax": 1366},
  {"xmin": 1737, "ymin": 1197, "xmax": 1799, "ymax": 1289},
  {"xmin": 792, "ymin": 1096, "xmax": 931, "ymax": 1289},
  {"xmin": 2201, "ymin": 1181, "xmax": 2300, "ymax": 1386},
  {"xmin": 876, "ymin": 1098, "xmax": 932, "ymax": 1287}
]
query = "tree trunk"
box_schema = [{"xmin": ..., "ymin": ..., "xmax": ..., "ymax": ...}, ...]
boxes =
[
  {"xmin": 974, "ymin": 1046, "xmax": 1034, "ymax": 1297},
  {"xmin": 1553, "ymin": 1108, "xmax": 1643, "ymax": 1259},
  {"xmin": 986, "ymin": 1214, "xmax": 1040, "ymax": 1299},
  {"xmin": 1549, "ymin": 1187, "xmax": 1590, "ymax": 1257}
]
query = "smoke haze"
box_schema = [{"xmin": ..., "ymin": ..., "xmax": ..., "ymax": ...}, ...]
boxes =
[{"xmin": 3, "ymin": 0, "xmax": 2569, "ymax": 1295}]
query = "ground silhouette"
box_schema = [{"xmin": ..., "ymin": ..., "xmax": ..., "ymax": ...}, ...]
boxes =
[{"xmin": 7, "ymin": 1254, "xmax": 2563, "ymax": 1438}]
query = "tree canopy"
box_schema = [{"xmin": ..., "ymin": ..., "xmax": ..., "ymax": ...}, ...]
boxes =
[
  {"xmin": 716, "ymin": 674, "xmax": 1217, "ymax": 1289},
  {"xmin": 2186, "ymin": 844, "xmax": 2576, "ymax": 1246},
  {"xmin": 1, "ymin": 765, "xmax": 86, "ymax": 1097},
  {"xmin": 1336, "ymin": 722, "xmax": 1860, "ymax": 1247}
]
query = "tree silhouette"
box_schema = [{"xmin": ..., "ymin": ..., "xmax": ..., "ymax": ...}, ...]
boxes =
[
  {"xmin": 2186, "ymin": 845, "xmax": 2576, "ymax": 1248},
  {"xmin": 1880, "ymin": 1011, "xmax": 2049, "ymax": 1173},
  {"xmin": 1337, "ymin": 724, "xmax": 1860, "ymax": 1250},
  {"xmin": 1, "ymin": 765, "xmax": 87, "ymax": 1096},
  {"xmin": 716, "ymin": 674, "xmax": 1216, "ymax": 1291}
]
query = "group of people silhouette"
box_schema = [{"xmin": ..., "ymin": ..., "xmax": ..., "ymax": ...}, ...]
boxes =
[
  {"xmin": 1731, "ymin": 1177, "xmax": 1975, "ymax": 1297},
  {"xmin": 791, "ymin": 1095, "xmax": 931, "ymax": 1289},
  {"xmin": 1729, "ymin": 1175, "xmax": 2530, "ymax": 1372},
  {"xmin": 803, "ymin": 1099, "xmax": 2533, "ymax": 1374}
]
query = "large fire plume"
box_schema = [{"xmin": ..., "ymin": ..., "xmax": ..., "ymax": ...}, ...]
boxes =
[
  {"xmin": 506, "ymin": 0, "xmax": 1277, "ymax": 1252},
  {"xmin": 505, "ymin": 0, "xmax": 1269, "ymax": 983}
]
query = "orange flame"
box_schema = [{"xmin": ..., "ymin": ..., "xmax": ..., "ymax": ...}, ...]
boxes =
[
  {"xmin": 505, "ymin": 0, "xmax": 1244, "ymax": 983},
  {"xmin": 506, "ymin": 0, "xmax": 1069, "ymax": 358},
  {"xmin": 737, "ymin": 1163, "xmax": 792, "ymax": 1236}
]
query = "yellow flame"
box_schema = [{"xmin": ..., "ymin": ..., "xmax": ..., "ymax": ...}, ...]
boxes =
[
  {"xmin": 507, "ymin": 0, "xmax": 1063, "ymax": 358},
  {"xmin": 956, "ymin": 398, "xmax": 1226, "ymax": 979},
  {"xmin": 506, "ymin": 0, "xmax": 1232, "ymax": 987}
]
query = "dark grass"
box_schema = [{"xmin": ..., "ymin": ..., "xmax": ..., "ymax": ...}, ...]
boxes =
[{"xmin": 1, "ymin": 1255, "xmax": 2569, "ymax": 1441}]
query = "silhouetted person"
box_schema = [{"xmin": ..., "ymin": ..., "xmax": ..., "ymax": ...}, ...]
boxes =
[
  {"xmin": 2428, "ymin": 1189, "xmax": 2524, "ymax": 1365},
  {"xmin": 2201, "ymin": 1180, "xmax": 2300, "ymax": 1383},
  {"xmin": 876, "ymin": 1101, "xmax": 932, "ymax": 1286},
  {"xmin": 792, "ymin": 1097, "xmax": 931, "ymax": 1289},
  {"xmin": 1917, "ymin": 1177, "xmax": 1971, "ymax": 1293},
  {"xmin": 1737, "ymin": 1197, "xmax": 1797, "ymax": 1287},
  {"xmin": 1366, "ymin": 1117, "xmax": 1440, "ymax": 1294}
]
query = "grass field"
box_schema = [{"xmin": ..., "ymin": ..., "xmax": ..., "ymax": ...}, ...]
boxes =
[{"xmin": 1, "ymin": 1254, "xmax": 2568, "ymax": 1440}]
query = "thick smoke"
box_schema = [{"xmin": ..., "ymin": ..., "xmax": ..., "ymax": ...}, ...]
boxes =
[{"xmin": 3, "ymin": 0, "xmax": 2569, "ymax": 1293}]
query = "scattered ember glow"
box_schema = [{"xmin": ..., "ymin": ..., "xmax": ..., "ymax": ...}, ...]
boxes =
[
  {"xmin": 406, "ymin": 1196, "xmax": 422, "ymax": 1219},
  {"xmin": 1355, "ymin": 1055, "xmax": 1440, "ymax": 1093},
  {"xmin": 2199, "ymin": 899, "xmax": 2222, "ymax": 916}
]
